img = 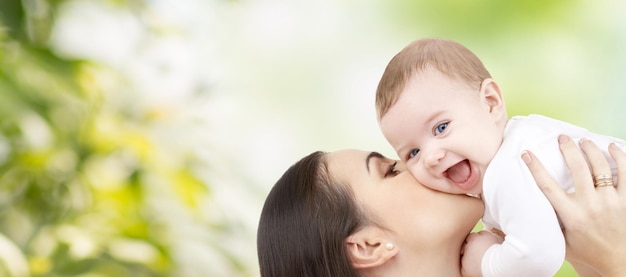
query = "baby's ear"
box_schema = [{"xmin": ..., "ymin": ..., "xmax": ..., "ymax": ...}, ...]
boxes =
[
  {"xmin": 479, "ymin": 78, "xmax": 507, "ymax": 123},
  {"xmin": 345, "ymin": 226, "xmax": 398, "ymax": 269}
]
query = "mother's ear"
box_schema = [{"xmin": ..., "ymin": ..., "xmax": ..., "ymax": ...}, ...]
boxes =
[{"xmin": 345, "ymin": 226, "xmax": 398, "ymax": 269}]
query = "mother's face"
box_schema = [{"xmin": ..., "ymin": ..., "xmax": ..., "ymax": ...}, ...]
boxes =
[{"xmin": 327, "ymin": 149, "xmax": 484, "ymax": 274}]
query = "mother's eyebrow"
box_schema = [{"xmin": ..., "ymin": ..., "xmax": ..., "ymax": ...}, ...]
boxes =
[{"xmin": 366, "ymin": 151, "xmax": 384, "ymax": 174}]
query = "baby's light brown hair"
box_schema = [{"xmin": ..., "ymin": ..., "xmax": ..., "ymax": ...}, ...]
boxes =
[{"xmin": 375, "ymin": 38, "xmax": 492, "ymax": 120}]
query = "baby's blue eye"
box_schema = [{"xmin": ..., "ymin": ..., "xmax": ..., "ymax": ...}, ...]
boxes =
[
  {"xmin": 408, "ymin": 148, "xmax": 420, "ymax": 159},
  {"xmin": 435, "ymin": 122, "xmax": 448, "ymax": 135}
]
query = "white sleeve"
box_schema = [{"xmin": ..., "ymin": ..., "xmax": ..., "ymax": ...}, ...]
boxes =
[{"xmin": 480, "ymin": 147, "xmax": 565, "ymax": 277}]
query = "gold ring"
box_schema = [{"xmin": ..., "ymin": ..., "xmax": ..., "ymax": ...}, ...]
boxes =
[
  {"xmin": 595, "ymin": 180, "xmax": 614, "ymax": 187},
  {"xmin": 594, "ymin": 174, "xmax": 612, "ymax": 182},
  {"xmin": 594, "ymin": 174, "xmax": 615, "ymax": 187}
]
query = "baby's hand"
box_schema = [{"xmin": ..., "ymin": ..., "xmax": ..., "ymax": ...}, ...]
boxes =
[{"xmin": 461, "ymin": 230, "xmax": 504, "ymax": 277}]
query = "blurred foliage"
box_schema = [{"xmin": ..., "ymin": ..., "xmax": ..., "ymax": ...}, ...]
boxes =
[
  {"xmin": 385, "ymin": 0, "xmax": 572, "ymax": 36},
  {"xmin": 0, "ymin": 1, "xmax": 246, "ymax": 276},
  {"xmin": 1, "ymin": 0, "xmax": 617, "ymax": 276}
]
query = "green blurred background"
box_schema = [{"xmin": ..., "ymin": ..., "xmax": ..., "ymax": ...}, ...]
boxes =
[{"xmin": 0, "ymin": 0, "xmax": 623, "ymax": 276}]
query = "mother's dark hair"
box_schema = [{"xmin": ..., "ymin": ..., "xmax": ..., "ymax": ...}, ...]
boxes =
[{"xmin": 257, "ymin": 151, "xmax": 366, "ymax": 277}]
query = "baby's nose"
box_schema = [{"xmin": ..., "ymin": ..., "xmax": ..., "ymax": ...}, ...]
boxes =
[{"xmin": 424, "ymin": 148, "xmax": 446, "ymax": 167}]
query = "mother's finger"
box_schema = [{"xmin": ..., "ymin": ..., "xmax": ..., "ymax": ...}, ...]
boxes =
[
  {"xmin": 522, "ymin": 150, "xmax": 571, "ymax": 212},
  {"xmin": 558, "ymin": 135, "xmax": 594, "ymax": 195},
  {"xmin": 609, "ymin": 143, "xmax": 626, "ymax": 195},
  {"xmin": 579, "ymin": 139, "xmax": 615, "ymax": 191}
]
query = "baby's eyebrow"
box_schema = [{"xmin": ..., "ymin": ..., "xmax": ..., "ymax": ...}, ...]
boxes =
[{"xmin": 366, "ymin": 151, "xmax": 384, "ymax": 174}]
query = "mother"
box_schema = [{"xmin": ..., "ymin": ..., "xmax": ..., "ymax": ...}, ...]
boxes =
[{"xmin": 257, "ymin": 137, "xmax": 626, "ymax": 276}]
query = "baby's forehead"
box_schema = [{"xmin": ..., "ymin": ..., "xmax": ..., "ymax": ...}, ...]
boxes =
[{"xmin": 407, "ymin": 66, "xmax": 470, "ymax": 85}]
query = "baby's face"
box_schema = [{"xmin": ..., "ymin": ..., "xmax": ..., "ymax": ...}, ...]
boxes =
[{"xmin": 379, "ymin": 68, "xmax": 504, "ymax": 195}]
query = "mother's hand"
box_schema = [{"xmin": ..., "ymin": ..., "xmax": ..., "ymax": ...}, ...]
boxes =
[{"xmin": 522, "ymin": 135, "xmax": 626, "ymax": 277}]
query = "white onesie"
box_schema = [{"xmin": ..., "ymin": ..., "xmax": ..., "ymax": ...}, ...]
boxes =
[{"xmin": 480, "ymin": 114, "xmax": 625, "ymax": 277}]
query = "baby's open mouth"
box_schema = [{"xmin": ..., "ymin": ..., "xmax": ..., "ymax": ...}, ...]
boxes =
[
  {"xmin": 443, "ymin": 159, "xmax": 477, "ymax": 191},
  {"xmin": 445, "ymin": 159, "xmax": 471, "ymax": 183}
]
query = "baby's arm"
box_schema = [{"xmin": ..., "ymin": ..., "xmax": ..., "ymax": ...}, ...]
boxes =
[
  {"xmin": 479, "ymin": 134, "xmax": 568, "ymax": 276},
  {"xmin": 461, "ymin": 230, "xmax": 504, "ymax": 277}
]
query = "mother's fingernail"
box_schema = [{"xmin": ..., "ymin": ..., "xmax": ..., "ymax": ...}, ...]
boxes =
[
  {"xmin": 610, "ymin": 143, "xmax": 623, "ymax": 152},
  {"xmin": 558, "ymin": 135, "xmax": 570, "ymax": 144},
  {"xmin": 579, "ymin": 138, "xmax": 591, "ymax": 147},
  {"xmin": 521, "ymin": 151, "xmax": 532, "ymax": 164}
]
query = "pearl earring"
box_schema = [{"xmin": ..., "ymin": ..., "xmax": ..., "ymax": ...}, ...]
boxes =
[{"xmin": 385, "ymin": 242, "xmax": 394, "ymax": 250}]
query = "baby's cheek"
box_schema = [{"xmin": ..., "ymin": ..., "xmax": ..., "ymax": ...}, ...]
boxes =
[
  {"xmin": 408, "ymin": 167, "xmax": 437, "ymax": 188},
  {"xmin": 407, "ymin": 166, "xmax": 422, "ymax": 180}
]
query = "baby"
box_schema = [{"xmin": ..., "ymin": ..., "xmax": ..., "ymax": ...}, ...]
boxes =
[{"xmin": 375, "ymin": 38, "xmax": 625, "ymax": 277}]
